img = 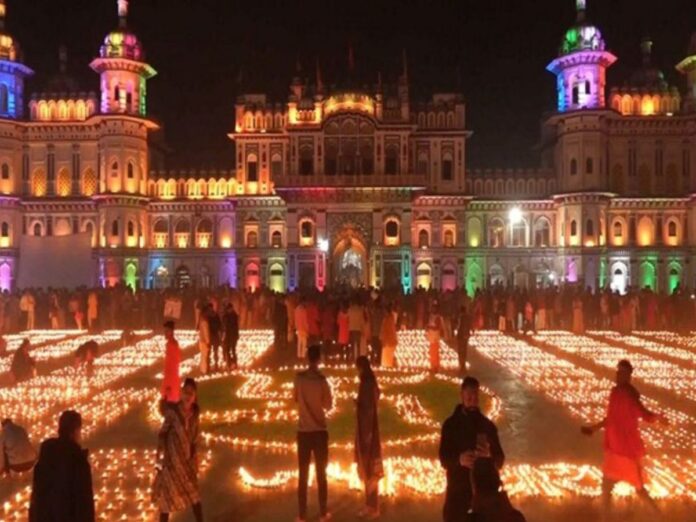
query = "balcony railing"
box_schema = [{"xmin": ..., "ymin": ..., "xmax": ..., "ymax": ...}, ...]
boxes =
[{"xmin": 274, "ymin": 173, "xmax": 427, "ymax": 189}]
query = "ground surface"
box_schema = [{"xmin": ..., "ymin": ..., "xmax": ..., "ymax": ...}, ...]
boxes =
[{"xmin": 0, "ymin": 329, "xmax": 695, "ymax": 521}]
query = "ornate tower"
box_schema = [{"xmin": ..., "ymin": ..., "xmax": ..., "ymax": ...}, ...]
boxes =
[
  {"xmin": 90, "ymin": 0, "xmax": 156, "ymax": 116},
  {"xmin": 546, "ymin": 0, "xmax": 616, "ymax": 112},
  {"xmin": 0, "ymin": 0, "xmax": 33, "ymax": 119},
  {"xmin": 676, "ymin": 33, "xmax": 696, "ymax": 112}
]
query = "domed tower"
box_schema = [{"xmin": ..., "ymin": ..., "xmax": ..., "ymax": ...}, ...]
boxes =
[
  {"xmin": 610, "ymin": 37, "xmax": 681, "ymax": 116},
  {"xmin": 90, "ymin": 0, "xmax": 156, "ymax": 116},
  {"xmin": 677, "ymin": 33, "xmax": 696, "ymax": 112},
  {"xmin": 546, "ymin": 0, "xmax": 616, "ymax": 112},
  {"xmin": 0, "ymin": 0, "xmax": 33, "ymax": 118}
]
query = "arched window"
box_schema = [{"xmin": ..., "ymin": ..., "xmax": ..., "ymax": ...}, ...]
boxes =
[
  {"xmin": 570, "ymin": 220, "xmax": 578, "ymax": 237},
  {"xmin": 111, "ymin": 220, "xmax": 119, "ymax": 237},
  {"xmin": 613, "ymin": 220, "xmax": 623, "ymax": 238},
  {"xmin": 127, "ymin": 221, "xmax": 135, "ymax": 237},
  {"xmin": 385, "ymin": 220, "xmax": 399, "ymax": 239},
  {"xmin": 246, "ymin": 153, "xmax": 258, "ymax": 182},
  {"xmin": 418, "ymin": 229, "xmax": 430, "ymax": 248},
  {"xmin": 82, "ymin": 169, "xmax": 97, "ymax": 196},
  {"xmin": 570, "ymin": 158, "xmax": 578, "ymax": 176},
  {"xmin": 444, "ymin": 229, "xmax": 455, "ymax": 247},
  {"xmin": 270, "ymin": 153, "xmax": 283, "ymax": 178},
  {"xmin": 246, "ymin": 230, "xmax": 258, "ymax": 248},
  {"xmin": 271, "ymin": 230, "xmax": 282, "ymax": 247},
  {"xmin": 488, "ymin": 219, "xmax": 505, "ymax": 248},
  {"xmin": 127, "ymin": 162, "xmax": 135, "ymax": 179},
  {"xmin": 585, "ymin": 219, "xmax": 594, "ymax": 236},
  {"xmin": 534, "ymin": 219, "xmax": 551, "ymax": 247},
  {"xmin": 1, "ymin": 163, "xmax": 9, "ymax": 180},
  {"xmin": 668, "ymin": 220, "xmax": 678, "ymax": 238},
  {"xmin": 586, "ymin": 158, "xmax": 594, "ymax": 174},
  {"xmin": 511, "ymin": 220, "xmax": 527, "ymax": 247},
  {"xmin": 300, "ymin": 220, "xmax": 314, "ymax": 242},
  {"xmin": 110, "ymin": 161, "xmax": 119, "ymax": 178},
  {"xmin": 31, "ymin": 169, "xmax": 47, "ymax": 196},
  {"xmin": 1, "ymin": 222, "xmax": 9, "ymax": 237},
  {"xmin": 33, "ymin": 222, "xmax": 41, "ymax": 236},
  {"xmin": 56, "ymin": 168, "xmax": 71, "ymax": 197}
]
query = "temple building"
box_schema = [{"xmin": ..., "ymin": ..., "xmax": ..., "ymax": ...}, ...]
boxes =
[{"xmin": 0, "ymin": 0, "xmax": 695, "ymax": 294}]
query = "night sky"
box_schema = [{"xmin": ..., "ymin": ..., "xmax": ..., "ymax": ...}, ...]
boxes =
[{"xmin": 8, "ymin": 0, "xmax": 696, "ymax": 169}]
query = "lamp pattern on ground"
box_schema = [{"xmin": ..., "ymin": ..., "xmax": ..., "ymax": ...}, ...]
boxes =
[{"xmin": 3, "ymin": 328, "xmax": 696, "ymax": 519}]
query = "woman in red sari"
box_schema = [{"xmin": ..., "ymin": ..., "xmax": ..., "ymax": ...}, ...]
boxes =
[
  {"xmin": 355, "ymin": 356, "xmax": 383, "ymax": 519},
  {"xmin": 582, "ymin": 360, "xmax": 667, "ymax": 517}
]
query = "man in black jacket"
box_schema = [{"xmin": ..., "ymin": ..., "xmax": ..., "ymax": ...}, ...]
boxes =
[
  {"xmin": 29, "ymin": 410, "xmax": 95, "ymax": 522},
  {"xmin": 439, "ymin": 377, "xmax": 505, "ymax": 522}
]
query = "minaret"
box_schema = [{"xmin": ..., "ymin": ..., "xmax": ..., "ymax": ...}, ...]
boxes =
[
  {"xmin": 546, "ymin": 0, "xmax": 616, "ymax": 112},
  {"xmin": 90, "ymin": 0, "xmax": 156, "ymax": 115},
  {"xmin": 0, "ymin": 0, "xmax": 33, "ymax": 119},
  {"xmin": 677, "ymin": 33, "xmax": 696, "ymax": 112}
]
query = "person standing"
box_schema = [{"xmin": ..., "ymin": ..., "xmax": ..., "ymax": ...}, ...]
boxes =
[
  {"xmin": 581, "ymin": 360, "xmax": 667, "ymax": 517},
  {"xmin": 29, "ymin": 410, "xmax": 94, "ymax": 522},
  {"xmin": 208, "ymin": 307, "xmax": 222, "ymax": 371},
  {"xmin": 87, "ymin": 290, "xmax": 98, "ymax": 331},
  {"xmin": 426, "ymin": 307, "xmax": 444, "ymax": 373},
  {"xmin": 1, "ymin": 418, "xmax": 37, "ymax": 475},
  {"xmin": 153, "ymin": 378, "xmax": 204, "ymax": 522},
  {"xmin": 348, "ymin": 298, "xmax": 366, "ymax": 361},
  {"xmin": 354, "ymin": 356, "xmax": 383, "ymax": 519},
  {"xmin": 294, "ymin": 345, "xmax": 333, "ymax": 522},
  {"xmin": 295, "ymin": 297, "xmax": 309, "ymax": 359},
  {"xmin": 456, "ymin": 306, "xmax": 472, "ymax": 376},
  {"xmin": 162, "ymin": 321, "xmax": 181, "ymax": 403},
  {"xmin": 337, "ymin": 302, "xmax": 350, "ymax": 362},
  {"xmin": 222, "ymin": 303, "xmax": 239, "ymax": 370},
  {"xmin": 197, "ymin": 305, "xmax": 211, "ymax": 374},
  {"xmin": 439, "ymin": 377, "xmax": 505, "ymax": 522},
  {"xmin": 379, "ymin": 303, "xmax": 398, "ymax": 368},
  {"xmin": 273, "ymin": 295, "xmax": 288, "ymax": 352},
  {"xmin": 368, "ymin": 299, "xmax": 384, "ymax": 366}
]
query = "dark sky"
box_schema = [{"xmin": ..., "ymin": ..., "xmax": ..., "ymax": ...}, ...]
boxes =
[{"xmin": 7, "ymin": 0, "xmax": 696, "ymax": 169}]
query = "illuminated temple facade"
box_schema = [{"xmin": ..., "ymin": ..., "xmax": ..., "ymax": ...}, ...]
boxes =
[{"xmin": 0, "ymin": 0, "xmax": 695, "ymax": 293}]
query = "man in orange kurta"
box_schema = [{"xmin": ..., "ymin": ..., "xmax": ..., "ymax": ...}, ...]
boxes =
[
  {"xmin": 162, "ymin": 321, "xmax": 181, "ymax": 403},
  {"xmin": 582, "ymin": 359, "xmax": 667, "ymax": 517}
]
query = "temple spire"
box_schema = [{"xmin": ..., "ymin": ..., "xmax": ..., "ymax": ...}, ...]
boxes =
[
  {"xmin": 315, "ymin": 58, "xmax": 323, "ymax": 93},
  {"xmin": 348, "ymin": 43, "xmax": 355, "ymax": 73},
  {"xmin": 118, "ymin": 0, "xmax": 128, "ymax": 29},
  {"xmin": 576, "ymin": 0, "xmax": 586, "ymax": 22},
  {"xmin": 641, "ymin": 36, "xmax": 653, "ymax": 66},
  {"xmin": 401, "ymin": 48, "xmax": 408, "ymax": 82}
]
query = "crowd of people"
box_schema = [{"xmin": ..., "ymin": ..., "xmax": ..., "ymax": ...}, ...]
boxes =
[
  {"xmin": 1, "ymin": 281, "xmax": 694, "ymax": 337},
  {"xmin": 0, "ymin": 280, "xmax": 683, "ymax": 521}
]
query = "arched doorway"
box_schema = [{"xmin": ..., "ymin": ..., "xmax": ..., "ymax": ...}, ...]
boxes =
[
  {"xmin": 416, "ymin": 262, "xmax": 432, "ymax": 290},
  {"xmin": 245, "ymin": 262, "xmax": 260, "ymax": 292},
  {"xmin": 331, "ymin": 230, "xmax": 368, "ymax": 288},
  {"xmin": 639, "ymin": 261, "xmax": 656, "ymax": 290},
  {"xmin": 441, "ymin": 263, "xmax": 457, "ymax": 291},
  {"xmin": 466, "ymin": 263, "xmax": 483, "ymax": 297},
  {"xmin": 124, "ymin": 262, "xmax": 138, "ymax": 291},
  {"xmin": 489, "ymin": 264, "xmax": 505, "ymax": 287},
  {"xmin": 175, "ymin": 265, "xmax": 192, "ymax": 289},
  {"xmin": 610, "ymin": 262, "xmax": 628, "ymax": 294},
  {"xmin": 152, "ymin": 265, "xmax": 169, "ymax": 289},
  {"xmin": 0, "ymin": 262, "xmax": 11, "ymax": 291},
  {"xmin": 668, "ymin": 265, "xmax": 682, "ymax": 294},
  {"xmin": 268, "ymin": 263, "xmax": 285, "ymax": 293}
]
